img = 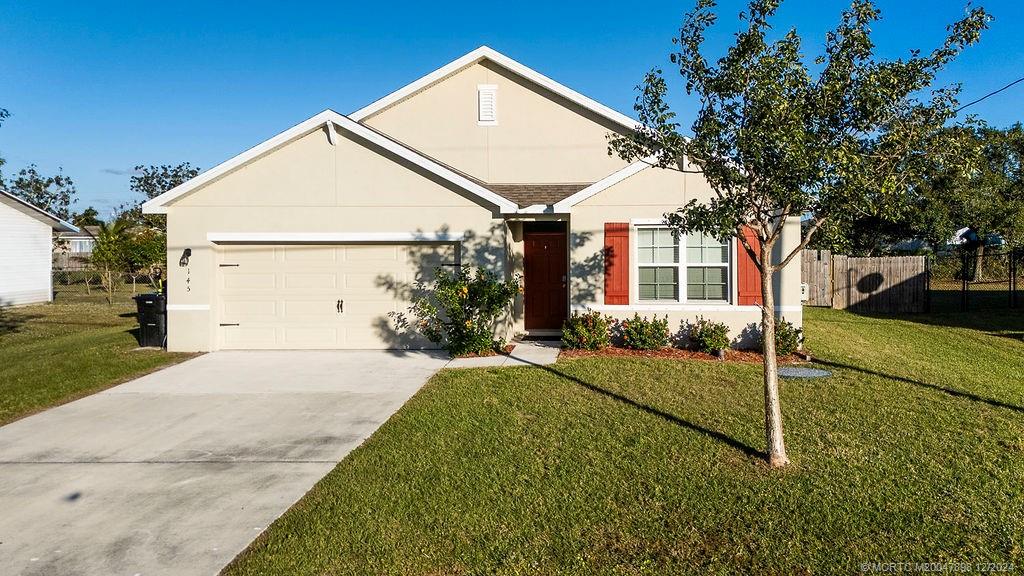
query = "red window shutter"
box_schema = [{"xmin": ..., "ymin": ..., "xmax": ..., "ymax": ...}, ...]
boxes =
[
  {"xmin": 604, "ymin": 223, "xmax": 630, "ymax": 305},
  {"xmin": 737, "ymin": 226, "xmax": 763, "ymax": 305}
]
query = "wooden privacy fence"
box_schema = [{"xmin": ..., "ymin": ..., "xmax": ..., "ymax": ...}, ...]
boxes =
[
  {"xmin": 802, "ymin": 251, "xmax": 928, "ymax": 313},
  {"xmin": 801, "ymin": 250, "xmax": 833, "ymax": 306}
]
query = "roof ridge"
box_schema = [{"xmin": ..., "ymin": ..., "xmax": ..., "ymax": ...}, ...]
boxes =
[{"xmin": 349, "ymin": 46, "xmax": 639, "ymax": 131}]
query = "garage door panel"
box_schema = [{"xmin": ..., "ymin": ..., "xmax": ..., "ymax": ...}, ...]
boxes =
[
  {"xmin": 283, "ymin": 327, "xmax": 340, "ymax": 346},
  {"xmin": 344, "ymin": 246, "xmax": 399, "ymax": 261},
  {"xmin": 226, "ymin": 246, "xmax": 279, "ymax": 262},
  {"xmin": 283, "ymin": 246, "xmax": 339, "ymax": 262},
  {"xmin": 217, "ymin": 243, "xmax": 455, "ymax": 349},
  {"xmin": 283, "ymin": 272, "xmax": 338, "ymax": 290},
  {"xmin": 282, "ymin": 299, "xmax": 338, "ymax": 317},
  {"xmin": 344, "ymin": 272, "xmax": 400, "ymax": 292},
  {"xmin": 222, "ymin": 273, "xmax": 277, "ymax": 291},
  {"xmin": 222, "ymin": 300, "xmax": 277, "ymax": 318},
  {"xmin": 222, "ymin": 326, "xmax": 278, "ymax": 347}
]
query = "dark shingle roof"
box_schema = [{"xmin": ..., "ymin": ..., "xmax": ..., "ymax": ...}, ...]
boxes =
[{"xmin": 486, "ymin": 184, "xmax": 590, "ymax": 208}]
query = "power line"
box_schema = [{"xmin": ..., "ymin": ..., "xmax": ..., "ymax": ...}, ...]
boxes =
[{"xmin": 955, "ymin": 76, "xmax": 1024, "ymax": 114}]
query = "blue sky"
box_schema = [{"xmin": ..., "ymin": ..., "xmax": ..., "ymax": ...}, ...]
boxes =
[{"xmin": 1, "ymin": 0, "xmax": 1021, "ymax": 217}]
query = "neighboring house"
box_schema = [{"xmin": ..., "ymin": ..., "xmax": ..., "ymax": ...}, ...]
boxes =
[
  {"xmin": 143, "ymin": 46, "xmax": 801, "ymax": 352},
  {"xmin": 54, "ymin": 226, "xmax": 100, "ymax": 271},
  {"xmin": 0, "ymin": 190, "xmax": 79, "ymax": 306}
]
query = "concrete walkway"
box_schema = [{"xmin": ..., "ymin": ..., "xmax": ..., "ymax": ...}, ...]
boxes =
[
  {"xmin": 445, "ymin": 340, "xmax": 562, "ymax": 368},
  {"xmin": 0, "ymin": 350, "xmax": 449, "ymax": 576}
]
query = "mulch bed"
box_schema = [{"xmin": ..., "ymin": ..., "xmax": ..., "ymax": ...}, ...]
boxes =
[
  {"xmin": 559, "ymin": 347, "xmax": 805, "ymax": 364},
  {"xmin": 453, "ymin": 344, "xmax": 517, "ymax": 359}
]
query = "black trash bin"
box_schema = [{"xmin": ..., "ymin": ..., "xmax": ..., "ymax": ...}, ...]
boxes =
[{"xmin": 133, "ymin": 293, "xmax": 166, "ymax": 348}]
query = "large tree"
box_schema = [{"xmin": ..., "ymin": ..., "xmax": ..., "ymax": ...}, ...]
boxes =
[
  {"xmin": 812, "ymin": 123, "xmax": 1024, "ymax": 257},
  {"xmin": 6, "ymin": 164, "xmax": 78, "ymax": 220},
  {"xmin": 610, "ymin": 0, "xmax": 988, "ymax": 467},
  {"xmin": 117, "ymin": 163, "xmax": 199, "ymax": 230},
  {"xmin": 72, "ymin": 206, "xmax": 104, "ymax": 228},
  {"xmin": 946, "ymin": 124, "xmax": 1024, "ymax": 250}
]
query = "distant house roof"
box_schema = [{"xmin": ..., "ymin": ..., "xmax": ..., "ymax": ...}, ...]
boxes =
[
  {"xmin": 58, "ymin": 225, "xmax": 100, "ymax": 239},
  {"xmin": 0, "ymin": 189, "xmax": 78, "ymax": 232}
]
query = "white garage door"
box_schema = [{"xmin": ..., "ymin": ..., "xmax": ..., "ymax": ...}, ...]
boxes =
[{"xmin": 216, "ymin": 243, "xmax": 456, "ymax": 349}]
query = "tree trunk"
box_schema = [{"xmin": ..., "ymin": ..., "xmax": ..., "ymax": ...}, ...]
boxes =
[
  {"xmin": 975, "ymin": 244, "xmax": 985, "ymax": 282},
  {"xmin": 104, "ymin": 266, "xmax": 115, "ymax": 306},
  {"xmin": 760, "ymin": 260, "xmax": 789, "ymax": 468}
]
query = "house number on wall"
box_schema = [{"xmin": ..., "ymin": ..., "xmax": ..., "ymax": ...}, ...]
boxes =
[{"xmin": 186, "ymin": 267, "xmax": 191, "ymax": 292}]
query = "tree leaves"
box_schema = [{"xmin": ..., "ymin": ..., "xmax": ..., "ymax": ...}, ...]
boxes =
[
  {"xmin": 116, "ymin": 162, "xmax": 200, "ymax": 231},
  {"xmin": 608, "ymin": 0, "xmax": 990, "ymax": 270},
  {"xmin": 5, "ymin": 165, "xmax": 77, "ymax": 220}
]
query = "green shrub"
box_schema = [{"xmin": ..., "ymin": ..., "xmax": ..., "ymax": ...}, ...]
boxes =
[
  {"xmin": 759, "ymin": 318, "xmax": 803, "ymax": 355},
  {"xmin": 402, "ymin": 265, "xmax": 520, "ymax": 357},
  {"xmin": 619, "ymin": 314, "xmax": 670, "ymax": 350},
  {"xmin": 562, "ymin": 310, "xmax": 613, "ymax": 350},
  {"xmin": 688, "ymin": 316, "xmax": 731, "ymax": 353}
]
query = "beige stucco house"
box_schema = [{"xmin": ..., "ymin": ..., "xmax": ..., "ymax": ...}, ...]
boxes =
[{"xmin": 143, "ymin": 46, "xmax": 802, "ymax": 352}]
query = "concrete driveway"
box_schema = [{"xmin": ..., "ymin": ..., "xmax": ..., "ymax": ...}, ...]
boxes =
[{"xmin": 0, "ymin": 350, "xmax": 449, "ymax": 576}]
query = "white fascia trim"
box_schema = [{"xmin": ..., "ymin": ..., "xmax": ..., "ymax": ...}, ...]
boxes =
[
  {"xmin": 552, "ymin": 159, "xmax": 653, "ymax": 212},
  {"xmin": 141, "ymin": 110, "xmax": 518, "ymax": 214},
  {"xmin": 206, "ymin": 232, "xmax": 468, "ymax": 243},
  {"xmin": 167, "ymin": 304, "xmax": 211, "ymax": 311},
  {"xmin": 574, "ymin": 304, "xmax": 803, "ymax": 313},
  {"xmin": 0, "ymin": 189, "xmax": 80, "ymax": 232},
  {"xmin": 350, "ymin": 46, "xmax": 641, "ymax": 131}
]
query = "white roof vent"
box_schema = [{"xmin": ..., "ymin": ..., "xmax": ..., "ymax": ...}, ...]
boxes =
[{"xmin": 477, "ymin": 84, "xmax": 497, "ymax": 125}]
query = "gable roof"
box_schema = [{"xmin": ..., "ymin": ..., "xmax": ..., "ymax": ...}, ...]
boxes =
[
  {"xmin": 141, "ymin": 109, "xmax": 520, "ymax": 214},
  {"xmin": 349, "ymin": 46, "xmax": 641, "ymax": 132},
  {"xmin": 0, "ymin": 189, "xmax": 79, "ymax": 232},
  {"xmin": 551, "ymin": 159, "xmax": 653, "ymax": 212}
]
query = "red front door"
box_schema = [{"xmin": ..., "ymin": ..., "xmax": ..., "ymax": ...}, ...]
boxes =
[{"xmin": 524, "ymin": 223, "xmax": 568, "ymax": 330}]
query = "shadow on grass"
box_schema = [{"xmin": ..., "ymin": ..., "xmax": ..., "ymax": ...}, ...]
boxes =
[
  {"xmin": 813, "ymin": 358, "xmax": 1024, "ymax": 414},
  {"xmin": 509, "ymin": 357, "xmax": 764, "ymax": 460},
  {"xmin": 846, "ymin": 305, "xmax": 1024, "ymax": 334},
  {"xmin": 0, "ymin": 304, "xmax": 43, "ymax": 336}
]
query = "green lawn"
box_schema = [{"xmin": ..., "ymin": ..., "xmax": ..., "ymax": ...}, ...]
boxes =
[
  {"xmin": 224, "ymin": 307, "xmax": 1024, "ymax": 575},
  {"xmin": 0, "ymin": 300, "xmax": 194, "ymax": 425}
]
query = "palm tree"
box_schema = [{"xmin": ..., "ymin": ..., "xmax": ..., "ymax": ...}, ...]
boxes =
[{"xmin": 89, "ymin": 219, "xmax": 130, "ymax": 305}]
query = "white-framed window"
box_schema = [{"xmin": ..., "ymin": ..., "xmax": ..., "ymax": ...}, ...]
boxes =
[
  {"xmin": 686, "ymin": 232, "xmax": 729, "ymax": 301},
  {"xmin": 636, "ymin": 226, "xmax": 731, "ymax": 303},
  {"xmin": 637, "ymin": 227, "xmax": 680, "ymax": 301},
  {"xmin": 69, "ymin": 239, "xmax": 95, "ymax": 253},
  {"xmin": 477, "ymin": 84, "xmax": 497, "ymax": 125}
]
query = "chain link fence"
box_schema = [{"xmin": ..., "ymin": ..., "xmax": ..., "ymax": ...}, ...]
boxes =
[
  {"xmin": 52, "ymin": 269, "xmax": 160, "ymax": 304},
  {"xmin": 927, "ymin": 248, "xmax": 1021, "ymax": 312}
]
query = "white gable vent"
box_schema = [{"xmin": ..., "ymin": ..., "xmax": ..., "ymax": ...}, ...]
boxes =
[{"xmin": 477, "ymin": 84, "xmax": 497, "ymax": 125}]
